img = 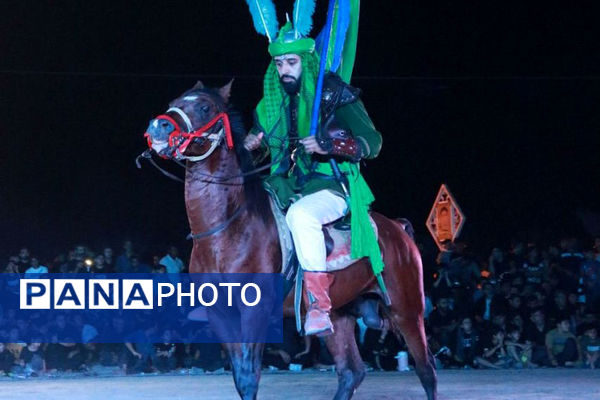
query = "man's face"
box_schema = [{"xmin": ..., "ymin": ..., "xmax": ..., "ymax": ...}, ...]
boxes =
[
  {"xmin": 531, "ymin": 310, "xmax": 544, "ymax": 325},
  {"xmin": 461, "ymin": 318, "xmax": 472, "ymax": 333},
  {"xmin": 437, "ymin": 298, "xmax": 449, "ymax": 311},
  {"xmin": 19, "ymin": 248, "xmax": 29, "ymax": 259},
  {"xmin": 558, "ymin": 320, "xmax": 570, "ymax": 333},
  {"xmin": 274, "ymin": 54, "xmax": 302, "ymax": 94}
]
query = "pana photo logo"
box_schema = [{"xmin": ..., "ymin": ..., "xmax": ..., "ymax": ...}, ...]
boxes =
[{"xmin": 20, "ymin": 278, "xmax": 261, "ymax": 310}]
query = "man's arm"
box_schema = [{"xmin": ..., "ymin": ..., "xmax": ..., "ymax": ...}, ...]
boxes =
[{"xmin": 334, "ymin": 100, "xmax": 383, "ymax": 160}]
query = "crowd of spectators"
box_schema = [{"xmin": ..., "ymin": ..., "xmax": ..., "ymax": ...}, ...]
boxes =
[
  {"xmin": 1, "ymin": 235, "xmax": 599, "ymax": 378},
  {"xmin": 419, "ymin": 237, "xmax": 600, "ymax": 371}
]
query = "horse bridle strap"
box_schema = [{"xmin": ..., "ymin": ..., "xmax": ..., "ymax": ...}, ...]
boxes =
[
  {"xmin": 145, "ymin": 109, "xmax": 234, "ymax": 160},
  {"xmin": 186, "ymin": 204, "xmax": 246, "ymax": 240}
]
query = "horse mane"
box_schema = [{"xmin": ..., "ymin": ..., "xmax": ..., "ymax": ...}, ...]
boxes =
[
  {"xmin": 228, "ymin": 107, "xmax": 272, "ymax": 221},
  {"xmin": 184, "ymin": 87, "xmax": 271, "ymax": 221}
]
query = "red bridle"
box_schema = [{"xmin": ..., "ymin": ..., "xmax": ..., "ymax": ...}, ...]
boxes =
[{"xmin": 145, "ymin": 111, "xmax": 233, "ymax": 160}]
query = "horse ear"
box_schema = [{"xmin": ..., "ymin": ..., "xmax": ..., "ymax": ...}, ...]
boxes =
[
  {"xmin": 193, "ymin": 80, "xmax": 205, "ymax": 90},
  {"xmin": 218, "ymin": 79, "xmax": 234, "ymax": 104}
]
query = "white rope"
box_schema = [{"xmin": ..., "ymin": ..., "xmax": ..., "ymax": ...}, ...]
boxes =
[
  {"xmin": 167, "ymin": 107, "xmax": 193, "ymax": 132},
  {"xmin": 180, "ymin": 128, "xmax": 224, "ymax": 162}
]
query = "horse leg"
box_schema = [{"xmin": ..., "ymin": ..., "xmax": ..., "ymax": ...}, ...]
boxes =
[
  {"xmin": 324, "ymin": 313, "xmax": 367, "ymax": 400},
  {"xmin": 222, "ymin": 343, "xmax": 264, "ymax": 400},
  {"xmin": 390, "ymin": 315, "xmax": 437, "ymax": 400}
]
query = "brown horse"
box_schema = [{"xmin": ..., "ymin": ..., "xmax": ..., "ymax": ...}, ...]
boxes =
[{"xmin": 143, "ymin": 80, "xmax": 437, "ymax": 400}]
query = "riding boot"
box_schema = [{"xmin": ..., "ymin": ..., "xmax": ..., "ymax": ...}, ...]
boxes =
[{"xmin": 303, "ymin": 271, "xmax": 334, "ymax": 336}]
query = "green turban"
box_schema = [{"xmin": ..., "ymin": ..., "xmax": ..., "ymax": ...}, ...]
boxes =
[{"xmin": 268, "ymin": 22, "xmax": 315, "ymax": 57}]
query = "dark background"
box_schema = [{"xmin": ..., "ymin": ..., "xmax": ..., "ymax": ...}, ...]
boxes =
[{"xmin": 1, "ymin": 1, "xmax": 599, "ymax": 260}]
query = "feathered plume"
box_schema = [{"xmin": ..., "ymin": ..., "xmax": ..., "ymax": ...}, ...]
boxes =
[
  {"xmin": 293, "ymin": 0, "xmax": 316, "ymax": 39},
  {"xmin": 330, "ymin": 0, "xmax": 351, "ymax": 72},
  {"xmin": 245, "ymin": 0, "xmax": 279, "ymax": 42}
]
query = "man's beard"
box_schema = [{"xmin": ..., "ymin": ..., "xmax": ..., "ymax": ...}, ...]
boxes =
[{"xmin": 280, "ymin": 75, "xmax": 300, "ymax": 95}]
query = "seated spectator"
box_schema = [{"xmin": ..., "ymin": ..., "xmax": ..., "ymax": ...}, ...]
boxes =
[
  {"xmin": 46, "ymin": 343, "xmax": 85, "ymax": 372},
  {"xmin": 578, "ymin": 324, "xmax": 600, "ymax": 369},
  {"xmin": 81, "ymin": 343, "xmax": 99, "ymax": 368},
  {"xmin": 151, "ymin": 255, "xmax": 167, "ymax": 273},
  {"xmin": 580, "ymin": 250, "xmax": 600, "ymax": 310},
  {"xmin": 194, "ymin": 341, "xmax": 226, "ymax": 372},
  {"xmin": 0, "ymin": 343, "xmax": 15, "ymax": 375},
  {"xmin": 454, "ymin": 316, "xmax": 480, "ymax": 368},
  {"xmin": 428, "ymin": 297, "xmax": 458, "ymax": 349},
  {"xmin": 103, "ymin": 247, "xmax": 115, "ymax": 272},
  {"xmin": 505, "ymin": 326, "xmax": 534, "ymax": 368},
  {"xmin": 473, "ymin": 282, "xmax": 503, "ymax": 326},
  {"xmin": 425, "ymin": 331, "xmax": 451, "ymax": 369},
  {"xmin": 522, "ymin": 247, "xmax": 546, "ymax": 285},
  {"xmin": 545, "ymin": 316, "xmax": 581, "ymax": 367},
  {"xmin": 25, "ymin": 257, "xmax": 48, "ymax": 276},
  {"xmin": 488, "ymin": 247, "xmax": 509, "ymax": 280},
  {"xmin": 17, "ymin": 247, "xmax": 31, "ymax": 272},
  {"xmin": 263, "ymin": 344, "xmax": 292, "ymax": 370},
  {"xmin": 160, "ymin": 246, "xmax": 185, "ymax": 275},
  {"xmin": 17, "ymin": 342, "xmax": 46, "ymax": 376},
  {"xmin": 546, "ymin": 291, "xmax": 572, "ymax": 327},
  {"xmin": 262, "ymin": 317, "xmax": 310, "ymax": 370},
  {"xmin": 124, "ymin": 341, "xmax": 153, "ymax": 374},
  {"xmin": 4, "ymin": 256, "xmax": 20, "ymax": 273},
  {"xmin": 506, "ymin": 295, "xmax": 525, "ymax": 321},
  {"xmin": 363, "ymin": 321, "xmax": 402, "ymax": 371},
  {"xmin": 130, "ymin": 255, "xmax": 152, "ymax": 273},
  {"xmin": 475, "ymin": 328, "xmax": 512, "ymax": 369},
  {"xmin": 152, "ymin": 330, "xmax": 177, "ymax": 372},
  {"xmin": 432, "ymin": 266, "xmax": 453, "ymax": 300},
  {"xmin": 160, "ymin": 246, "xmax": 185, "ymax": 284},
  {"xmin": 92, "ymin": 254, "xmax": 108, "ymax": 274},
  {"xmin": 116, "ymin": 240, "xmax": 134, "ymax": 273},
  {"xmin": 557, "ymin": 238, "xmax": 584, "ymax": 292},
  {"xmin": 524, "ymin": 308, "xmax": 551, "ymax": 366},
  {"xmin": 450, "ymin": 248, "xmax": 481, "ymax": 291},
  {"xmin": 99, "ymin": 343, "xmax": 129, "ymax": 368}
]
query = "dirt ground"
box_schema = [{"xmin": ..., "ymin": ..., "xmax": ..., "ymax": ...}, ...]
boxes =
[{"xmin": 0, "ymin": 369, "xmax": 598, "ymax": 400}]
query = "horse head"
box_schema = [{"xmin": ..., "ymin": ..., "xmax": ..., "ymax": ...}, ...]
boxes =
[{"xmin": 144, "ymin": 80, "xmax": 234, "ymax": 161}]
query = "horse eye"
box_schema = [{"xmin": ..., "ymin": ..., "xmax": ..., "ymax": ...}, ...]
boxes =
[{"xmin": 201, "ymin": 105, "xmax": 210, "ymax": 113}]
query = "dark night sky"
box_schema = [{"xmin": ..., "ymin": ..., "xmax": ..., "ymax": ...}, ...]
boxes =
[{"xmin": 1, "ymin": 1, "xmax": 599, "ymax": 260}]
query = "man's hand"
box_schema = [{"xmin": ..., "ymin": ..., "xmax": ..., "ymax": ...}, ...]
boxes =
[
  {"xmin": 300, "ymin": 136, "xmax": 328, "ymax": 155},
  {"xmin": 243, "ymin": 132, "xmax": 264, "ymax": 151}
]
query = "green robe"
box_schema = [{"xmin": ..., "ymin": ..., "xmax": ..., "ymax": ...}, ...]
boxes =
[
  {"xmin": 255, "ymin": 96, "xmax": 382, "ymax": 210},
  {"xmin": 252, "ymin": 86, "xmax": 386, "ymax": 275}
]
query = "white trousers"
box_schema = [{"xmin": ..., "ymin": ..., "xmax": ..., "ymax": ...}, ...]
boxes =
[{"xmin": 285, "ymin": 190, "xmax": 347, "ymax": 272}]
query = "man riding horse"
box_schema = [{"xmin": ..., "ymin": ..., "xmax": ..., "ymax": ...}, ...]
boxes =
[{"xmin": 243, "ymin": 2, "xmax": 383, "ymax": 336}]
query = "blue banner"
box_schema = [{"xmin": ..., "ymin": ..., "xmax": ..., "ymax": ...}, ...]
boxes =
[{"xmin": 0, "ymin": 273, "xmax": 283, "ymax": 343}]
